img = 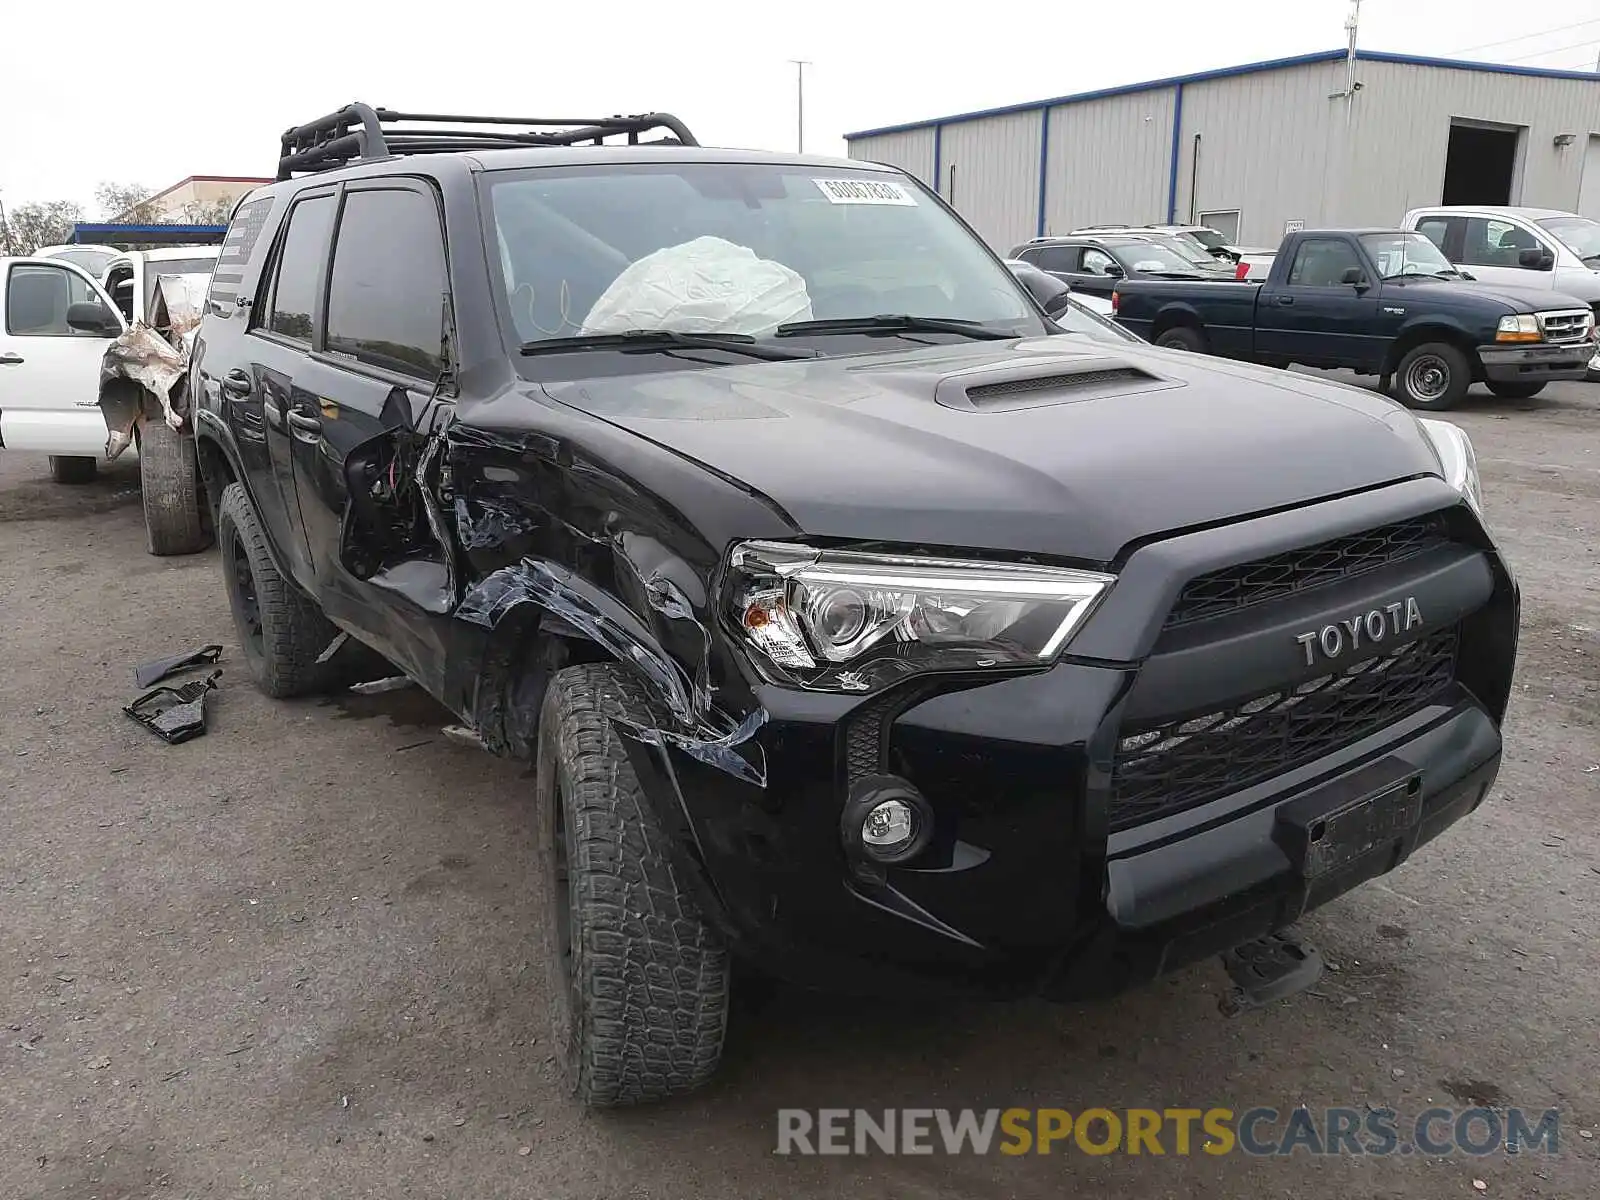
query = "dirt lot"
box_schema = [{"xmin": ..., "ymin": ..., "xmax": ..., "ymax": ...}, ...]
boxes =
[{"xmin": 2, "ymin": 381, "xmax": 1597, "ymax": 1200}]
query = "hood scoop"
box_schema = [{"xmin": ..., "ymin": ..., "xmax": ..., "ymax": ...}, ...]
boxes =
[{"xmin": 932, "ymin": 354, "xmax": 1181, "ymax": 413}]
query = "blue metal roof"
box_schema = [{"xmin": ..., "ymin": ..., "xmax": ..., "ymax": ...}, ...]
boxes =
[
  {"xmin": 844, "ymin": 48, "xmax": 1600, "ymax": 140},
  {"xmin": 71, "ymin": 223, "xmax": 226, "ymax": 241}
]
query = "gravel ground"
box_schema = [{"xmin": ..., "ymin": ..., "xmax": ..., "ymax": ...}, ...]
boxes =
[{"xmin": 2, "ymin": 380, "xmax": 1597, "ymax": 1199}]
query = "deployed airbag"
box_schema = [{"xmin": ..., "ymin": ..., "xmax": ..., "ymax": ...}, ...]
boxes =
[{"xmin": 581, "ymin": 236, "xmax": 813, "ymax": 337}]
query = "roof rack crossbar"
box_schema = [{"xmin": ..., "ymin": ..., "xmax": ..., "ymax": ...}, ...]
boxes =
[{"xmin": 276, "ymin": 103, "xmax": 699, "ymax": 178}]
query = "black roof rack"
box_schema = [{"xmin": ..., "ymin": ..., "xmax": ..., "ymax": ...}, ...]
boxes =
[{"xmin": 276, "ymin": 103, "xmax": 699, "ymax": 180}]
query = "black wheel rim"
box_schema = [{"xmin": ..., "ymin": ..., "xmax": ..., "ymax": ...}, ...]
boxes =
[
  {"xmin": 1405, "ymin": 354, "xmax": 1450, "ymax": 401},
  {"xmin": 227, "ymin": 531, "xmax": 264, "ymax": 656}
]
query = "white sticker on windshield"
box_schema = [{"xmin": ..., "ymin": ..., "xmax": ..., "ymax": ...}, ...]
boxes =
[{"xmin": 813, "ymin": 178, "xmax": 917, "ymax": 206}]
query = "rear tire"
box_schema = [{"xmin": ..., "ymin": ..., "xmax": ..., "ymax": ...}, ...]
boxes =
[
  {"xmin": 535, "ymin": 663, "xmax": 731, "ymax": 1108},
  {"xmin": 48, "ymin": 455, "xmax": 97, "ymax": 484},
  {"xmin": 1154, "ymin": 326, "xmax": 1207, "ymax": 353},
  {"xmin": 138, "ymin": 418, "xmax": 212, "ymax": 556},
  {"xmin": 1485, "ymin": 379, "xmax": 1546, "ymax": 400},
  {"xmin": 216, "ymin": 481, "xmax": 346, "ymax": 699},
  {"xmin": 1394, "ymin": 342, "xmax": 1470, "ymax": 411}
]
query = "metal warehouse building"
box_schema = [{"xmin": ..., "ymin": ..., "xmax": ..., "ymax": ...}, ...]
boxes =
[{"xmin": 844, "ymin": 49, "xmax": 1600, "ymax": 252}]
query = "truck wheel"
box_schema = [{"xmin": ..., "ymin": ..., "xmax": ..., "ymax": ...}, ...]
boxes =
[
  {"xmin": 1394, "ymin": 343, "xmax": 1470, "ymax": 411},
  {"xmin": 216, "ymin": 481, "xmax": 346, "ymax": 699},
  {"xmin": 1485, "ymin": 380, "xmax": 1546, "ymax": 400},
  {"xmin": 48, "ymin": 455, "xmax": 97, "ymax": 484},
  {"xmin": 138, "ymin": 418, "xmax": 212, "ymax": 556},
  {"xmin": 535, "ymin": 663, "xmax": 730, "ymax": 1108},
  {"xmin": 1155, "ymin": 327, "xmax": 1206, "ymax": 353}
]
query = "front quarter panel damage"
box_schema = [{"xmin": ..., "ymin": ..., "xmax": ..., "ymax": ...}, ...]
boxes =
[{"xmin": 441, "ymin": 417, "xmax": 790, "ymax": 789}]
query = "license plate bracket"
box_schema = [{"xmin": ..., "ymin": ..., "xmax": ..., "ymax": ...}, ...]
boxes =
[{"xmin": 1273, "ymin": 757, "xmax": 1423, "ymax": 878}]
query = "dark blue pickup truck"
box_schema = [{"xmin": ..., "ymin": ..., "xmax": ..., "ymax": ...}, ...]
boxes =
[{"xmin": 1110, "ymin": 228, "xmax": 1597, "ymax": 409}]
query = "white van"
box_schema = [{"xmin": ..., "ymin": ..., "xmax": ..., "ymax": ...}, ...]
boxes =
[{"xmin": 1403, "ymin": 205, "xmax": 1600, "ymax": 375}]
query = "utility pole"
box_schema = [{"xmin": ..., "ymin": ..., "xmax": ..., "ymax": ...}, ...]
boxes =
[
  {"xmin": 789, "ymin": 60, "xmax": 812, "ymax": 153},
  {"xmin": 1344, "ymin": 0, "xmax": 1361, "ymax": 129}
]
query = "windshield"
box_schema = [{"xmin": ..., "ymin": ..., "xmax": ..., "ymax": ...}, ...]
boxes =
[
  {"xmin": 45, "ymin": 247, "xmax": 118, "ymax": 275},
  {"xmin": 1359, "ymin": 232, "xmax": 1458, "ymax": 279},
  {"xmin": 1537, "ymin": 215, "xmax": 1600, "ymax": 263},
  {"xmin": 1145, "ymin": 235, "xmax": 1223, "ymax": 267},
  {"xmin": 482, "ymin": 163, "xmax": 1042, "ymax": 367},
  {"xmin": 1106, "ymin": 241, "xmax": 1203, "ymax": 274},
  {"xmin": 1182, "ymin": 228, "xmax": 1228, "ymax": 251}
]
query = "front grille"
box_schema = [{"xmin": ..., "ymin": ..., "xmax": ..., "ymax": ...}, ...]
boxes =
[
  {"xmin": 1538, "ymin": 309, "xmax": 1592, "ymax": 344},
  {"xmin": 1166, "ymin": 514, "xmax": 1448, "ymax": 628},
  {"xmin": 1108, "ymin": 625, "xmax": 1459, "ymax": 830}
]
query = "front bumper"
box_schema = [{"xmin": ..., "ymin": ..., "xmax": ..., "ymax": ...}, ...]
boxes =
[
  {"xmin": 622, "ymin": 479, "xmax": 1519, "ymax": 1001},
  {"xmin": 1478, "ymin": 340, "xmax": 1593, "ymax": 382}
]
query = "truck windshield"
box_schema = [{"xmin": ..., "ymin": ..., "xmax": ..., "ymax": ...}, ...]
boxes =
[
  {"xmin": 481, "ymin": 163, "xmax": 1043, "ymax": 357},
  {"xmin": 1536, "ymin": 215, "xmax": 1600, "ymax": 265},
  {"xmin": 1181, "ymin": 228, "xmax": 1228, "ymax": 251},
  {"xmin": 1108, "ymin": 242, "xmax": 1202, "ymax": 274},
  {"xmin": 1359, "ymin": 233, "xmax": 1459, "ymax": 280}
]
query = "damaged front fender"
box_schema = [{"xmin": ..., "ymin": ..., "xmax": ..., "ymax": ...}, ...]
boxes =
[
  {"xmin": 97, "ymin": 275, "xmax": 204, "ymax": 458},
  {"xmin": 455, "ymin": 557, "xmax": 767, "ymax": 786}
]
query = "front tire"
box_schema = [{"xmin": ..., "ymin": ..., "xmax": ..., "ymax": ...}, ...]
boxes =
[
  {"xmin": 1485, "ymin": 379, "xmax": 1546, "ymax": 400},
  {"xmin": 535, "ymin": 663, "xmax": 731, "ymax": 1108},
  {"xmin": 1155, "ymin": 326, "xmax": 1207, "ymax": 353},
  {"xmin": 216, "ymin": 481, "xmax": 345, "ymax": 698},
  {"xmin": 138, "ymin": 418, "xmax": 212, "ymax": 556},
  {"xmin": 1394, "ymin": 342, "xmax": 1470, "ymax": 411},
  {"xmin": 49, "ymin": 455, "xmax": 97, "ymax": 484}
]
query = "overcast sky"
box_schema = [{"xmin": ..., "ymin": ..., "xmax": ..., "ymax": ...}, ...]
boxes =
[{"xmin": 4, "ymin": 0, "xmax": 1600, "ymax": 211}]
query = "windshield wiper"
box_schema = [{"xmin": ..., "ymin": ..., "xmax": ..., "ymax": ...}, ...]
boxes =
[
  {"xmin": 519, "ymin": 329, "xmax": 817, "ymax": 361},
  {"xmin": 1383, "ymin": 270, "xmax": 1445, "ymax": 282},
  {"xmin": 773, "ymin": 315, "xmax": 1017, "ymax": 341}
]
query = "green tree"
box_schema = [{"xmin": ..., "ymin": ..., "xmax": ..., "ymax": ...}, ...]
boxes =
[
  {"xmin": 3, "ymin": 199, "xmax": 86, "ymax": 254},
  {"xmin": 94, "ymin": 181, "xmax": 162, "ymax": 223}
]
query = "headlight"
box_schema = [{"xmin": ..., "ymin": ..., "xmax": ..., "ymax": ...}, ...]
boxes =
[
  {"xmin": 1417, "ymin": 418, "xmax": 1483, "ymax": 517},
  {"xmin": 726, "ymin": 541, "xmax": 1114, "ymax": 693},
  {"xmin": 1496, "ymin": 314, "xmax": 1541, "ymax": 342}
]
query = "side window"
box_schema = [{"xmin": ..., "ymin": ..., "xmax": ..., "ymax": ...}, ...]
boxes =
[
  {"xmin": 325, "ymin": 187, "xmax": 447, "ymax": 380},
  {"xmin": 1415, "ymin": 217, "xmax": 1455, "ymax": 256},
  {"xmin": 258, "ymin": 194, "xmax": 337, "ymax": 344},
  {"xmin": 1287, "ymin": 238, "xmax": 1363, "ymax": 287},
  {"xmin": 5, "ymin": 263, "xmax": 97, "ymax": 336},
  {"xmin": 208, "ymin": 195, "xmax": 276, "ymax": 316},
  {"xmin": 105, "ymin": 265, "xmax": 136, "ymax": 323},
  {"xmin": 1461, "ymin": 218, "xmax": 1540, "ymax": 268},
  {"xmin": 1080, "ymin": 248, "xmax": 1116, "ymax": 275},
  {"xmin": 1033, "ymin": 247, "xmax": 1076, "ymax": 272}
]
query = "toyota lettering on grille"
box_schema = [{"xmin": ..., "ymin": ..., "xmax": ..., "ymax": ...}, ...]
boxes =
[{"xmin": 1295, "ymin": 597, "xmax": 1423, "ymax": 666}]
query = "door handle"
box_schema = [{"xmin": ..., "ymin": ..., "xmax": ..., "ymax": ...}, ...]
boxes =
[
  {"xmin": 1275, "ymin": 295, "xmax": 1295, "ymax": 306},
  {"xmin": 222, "ymin": 369, "xmax": 253, "ymax": 399},
  {"xmin": 286, "ymin": 410, "xmax": 322, "ymax": 435},
  {"xmin": 0, "ymin": 353, "xmax": 23, "ymax": 365}
]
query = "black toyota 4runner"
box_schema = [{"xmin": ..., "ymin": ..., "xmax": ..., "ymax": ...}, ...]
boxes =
[{"xmin": 190, "ymin": 105, "xmax": 1520, "ymax": 1108}]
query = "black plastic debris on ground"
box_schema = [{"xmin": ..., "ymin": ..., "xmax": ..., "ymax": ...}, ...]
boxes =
[
  {"xmin": 134, "ymin": 644, "xmax": 223, "ymax": 689},
  {"xmin": 124, "ymin": 670, "xmax": 222, "ymax": 744}
]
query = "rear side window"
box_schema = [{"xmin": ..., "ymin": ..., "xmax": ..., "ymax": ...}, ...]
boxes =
[
  {"xmin": 325, "ymin": 188, "xmax": 448, "ymax": 380},
  {"xmin": 259, "ymin": 194, "xmax": 336, "ymax": 343},
  {"xmin": 208, "ymin": 195, "xmax": 275, "ymax": 315},
  {"xmin": 5, "ymin": 263, "xmax": 98, "ymax": 336},
  {"xmin": 1415, "ymin": 216, "xmax": 1456, "ymax": 256}
]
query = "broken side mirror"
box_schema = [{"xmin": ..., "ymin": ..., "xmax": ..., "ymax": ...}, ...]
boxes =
[
  {"xmin": 66, "ymin": 301, "xmax": 119, "ymax": 336},
  {"xmin": 1518, "ymin": 247, "xmax": 1555, "ymax": 270}
]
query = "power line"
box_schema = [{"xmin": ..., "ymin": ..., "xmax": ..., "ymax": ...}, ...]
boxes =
[
  {"xmin": 1500, "ymin": 37, "xmax": 1600, "ymax": 64},
  {"xmin": 1445, "ymin": 16, "xmax": 1600, "ymax": 57}
]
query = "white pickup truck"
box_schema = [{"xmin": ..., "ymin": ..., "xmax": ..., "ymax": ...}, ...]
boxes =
[
  {"xmin": 0, "ymin": 255, "xmax": 129, "ymax": 481},
  {"xmin": 0, "ymin": 249, "xmax": 216, "ymax": 554}
]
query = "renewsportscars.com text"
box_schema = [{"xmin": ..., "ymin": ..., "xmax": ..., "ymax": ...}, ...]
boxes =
[{"xmin": 775, "ymin": 1106, "xmax": 1563, "ymax": 1157}]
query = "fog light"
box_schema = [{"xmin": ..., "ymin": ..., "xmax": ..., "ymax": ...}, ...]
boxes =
[
  {"xmin": 841, "ymin": 774, "xmax": 935, "ymax": 866},
  {"xmin": 863, "ymin": 799, "xmax": 917, "ymax": 851}
]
